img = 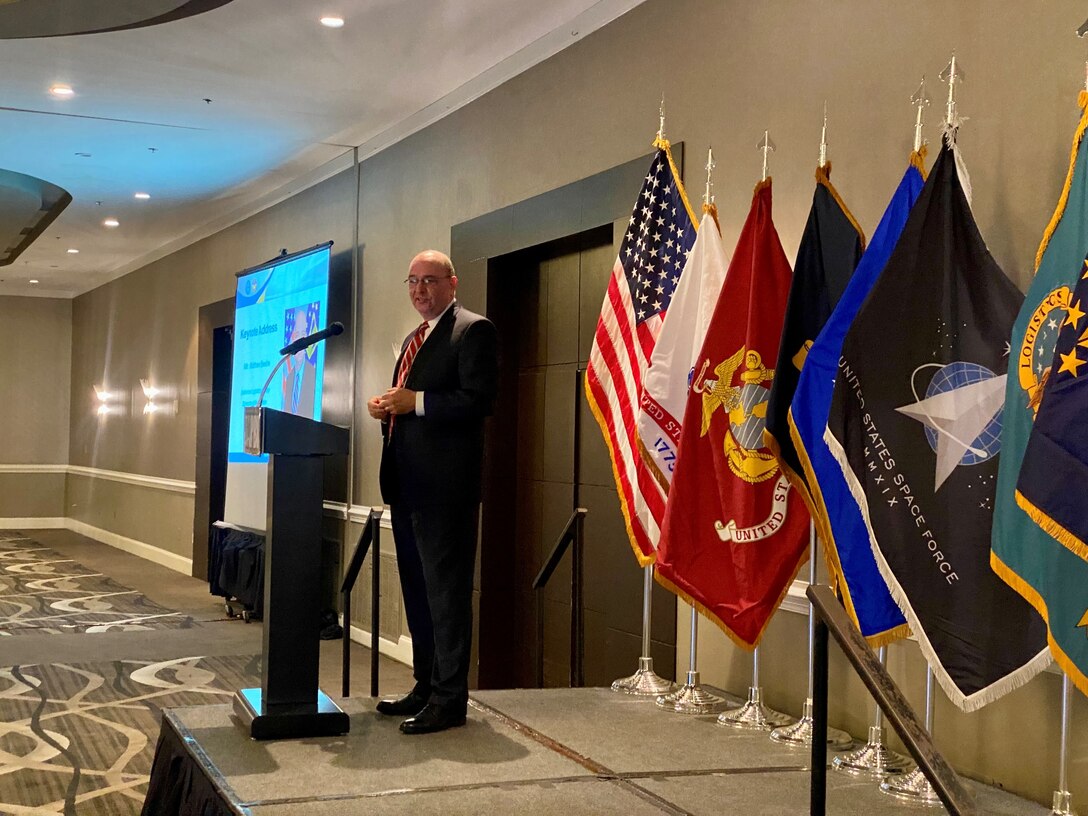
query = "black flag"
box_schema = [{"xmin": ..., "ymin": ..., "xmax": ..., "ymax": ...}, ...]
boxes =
[
  {"xmin": 765, "ymin": 163, "xmax": 864, "ymax": 517},
  {"xmin": 825, "ymin": 139, "xmax": 1048, "ymax": 711}
]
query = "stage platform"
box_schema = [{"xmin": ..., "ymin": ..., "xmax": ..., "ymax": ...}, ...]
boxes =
[{"xmin": 143, "ymin": 687, "xmax": 1047, "ymax": 814}]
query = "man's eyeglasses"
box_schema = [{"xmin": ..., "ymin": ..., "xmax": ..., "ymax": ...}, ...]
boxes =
[{"xmin": 404, "ymin": 275, "xmax": 452, "ymax": 288}]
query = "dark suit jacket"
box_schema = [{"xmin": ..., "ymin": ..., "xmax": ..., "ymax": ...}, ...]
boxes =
[
  {"xmin": 379, "ymin": 302, "xmax": 498, "ymax": 510},
  {"xmin": 283, "ymin": 357, "xmax": 316, "ymax": 418}
]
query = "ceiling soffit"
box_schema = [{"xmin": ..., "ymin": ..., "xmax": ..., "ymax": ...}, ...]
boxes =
[
  {"xmin": 0, "ymin": 0, "xmax": 234, "ymax": 39},
  {"xmin": 0, "ymin": 169, "xmax": 72, "ymax": 266}
]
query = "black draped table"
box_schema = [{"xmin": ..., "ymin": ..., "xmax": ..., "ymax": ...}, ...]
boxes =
[{"xmin": 141, "ymin": 711, "xmax": 236, "ymax": 816}]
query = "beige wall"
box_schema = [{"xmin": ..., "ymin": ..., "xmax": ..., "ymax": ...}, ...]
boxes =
[
  {"xmin": 52, "ymin": 0, "xmax": 1088, "ymax": 804},
  {"xmin": 69, "ymin": 172, "xmax": 356, "ymax": 481},
  {"xmin": 66, "ymin": 164, "xmax": 356, "ymax": 553},
  {"xmin": 0, "ymin": 296, "xmax": 71, "ymax": 519}
]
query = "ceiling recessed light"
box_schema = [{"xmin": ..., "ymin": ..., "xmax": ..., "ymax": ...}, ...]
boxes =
[
  {"xmin": 67, "ymin": 248, "xmax": 79, "ymax": 254},
  {"xmin": 134, "ymin": 192, "xmax": 151, "ymax": 200},
  {"xmin": 103, "ymin": 218, "xmax": 120, "ymax": 228},
  {"xmin": 320, "ymin": 15, "xmax": 344, "ymax": 28},
  {"xmin": 29, "ymin": 279, "xmax": 39, "ymax": 285},
  {"xmin": 50, "ymin": 84, "xmax": 74, "ymax": 97}
]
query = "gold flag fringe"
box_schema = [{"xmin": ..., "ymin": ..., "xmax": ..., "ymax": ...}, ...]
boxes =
[
  {"xmin": 1033, "ymin": 91, "xmax": 1088, "ymax": 273},
  {"xmin": 991, "ymin": 551, "xmax": 1087, "ymax": 699},
  {"xmin": 1015, "ymin": 490, "xmax": 1088, "ymax": 564},
  {"xmin": 814, "ymin": 162, "xmax": 868, "ymax": 252},
  {"xmin": 653, "ymin": 545, "xmax": 809, "ymax": 653},
  {"xmin": 584, "ymin": 370, "xmax": 656, "ymax": 567}
]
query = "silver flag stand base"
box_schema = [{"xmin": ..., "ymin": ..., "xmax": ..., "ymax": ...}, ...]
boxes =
[
  {"xmin": 611, "ymin": 656, "xmax": 676, "ymax": 696},
  {"xmin": 769, "ymin": 699, "xmax": 853, "ymax": 749},
  {"xmin": 716, "ymin": 686, "xmax": 791, "ymax": 730},
  {"xmin": 656, "ymin": 671, "xmax": 727, "ymax": 714},
  {"xmin": 1051, "ymin": 790, "xmax": 1079, "ymax": 816},
  {"xmin": 832, "ymin": 725, "xmax": 912, "ymax": 778},
  {"xmin": 880, "ymin": 766, "xmax": 945, "ymax": 807}
]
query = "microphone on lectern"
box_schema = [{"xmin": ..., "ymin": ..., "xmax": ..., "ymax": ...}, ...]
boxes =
[
  {"xmin": 253, "ymin": 321, "xmax": 344, "ymax": 412},
  {"xmin": 279, "ymin": 321, "xmax": 344, "ymax": 357}
]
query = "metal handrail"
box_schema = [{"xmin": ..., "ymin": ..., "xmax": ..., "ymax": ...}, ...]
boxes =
[
  {"xmin": 340, "ymin": 508, "xmax": 384, "ymax": 698},
  {"xmin": 533, "ymin": 507, "xmax": 588, "ymax": 688},
  {"xmin": 807, "ymin": 584, "xmax": 977, "ymax": 815}
]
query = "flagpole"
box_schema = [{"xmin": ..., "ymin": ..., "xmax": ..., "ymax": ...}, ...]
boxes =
[
  {"xmin": 610, "ymin": 99, "xmax": 678, "ymax": 698},
  {"xmin": 1049, "ymin": 36, "xmax": 1085, "ymax": 816},
  {"xmin": 717, "ymin": 131, "xmax": 790, "ymax": 732},
  {"xmin": 1050, "ymin": 673, "xmax": 1078, "ymax": 816},
  {"xmin": 911, "ymin": 76, "xmax": 929, "ymax": 153},
  {"xmin": 758, "ymin": 130, "xmax": 775, "ymax": 181},
  {"xmin": 655, "ymin": 148, "xmax": 728, "ymax": 715},
  {"xmin": 610, "ymin": 563, "xmax": 677, "ymax": 695},
  {"xmin": 771, "ymin": 523, "xmax": 851, "ymax": 748},
  {"xmin": 939, "ymin": 53, "xmax": 964, "ymax": 135},
  {"xmin": 768, "ymin": 110, "xmax": 850, "ymax": 748},
  {"xmin": 879, "ymin": 667, "xmax": 943, "ymax": 804},
  {"xmin": 818, "ymin": 101, "xmax": 828, "ymax": 169},
  {"xmin": 832, "ymin": 645, "xmax": 912, "ymax": 776}
]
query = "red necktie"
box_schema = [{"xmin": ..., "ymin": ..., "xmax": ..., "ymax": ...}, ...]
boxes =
[{"xmin": 388, "ymin": 321, "xmax": 429, "ymax": 436}]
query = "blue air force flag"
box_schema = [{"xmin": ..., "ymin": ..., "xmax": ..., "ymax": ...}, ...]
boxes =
[{"xmin": 789, "ymin": 152, "xmax": 926, "ymax": 645}]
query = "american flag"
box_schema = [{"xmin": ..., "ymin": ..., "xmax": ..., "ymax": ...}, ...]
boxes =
[{"xmin": 586, "ymin": 140, "xmax": 697, "ymax": 564}]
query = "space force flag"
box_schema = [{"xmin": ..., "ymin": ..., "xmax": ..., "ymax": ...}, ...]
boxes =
[
  {"xmin": 655, "ymin": 179, "xmax": 809, "ymax": 649},
  {"xmin": 765, "ymin": 163, "xmax": 864, "ymax": 517},
  {"xmin": 586, "ymin": 138, "xmax": 698, "ymax": 565},
  {"xmin": 993, "ymin": 92, "xmax": 1088, "ymax": 698},
  {"xmin": 637, "ymin": 206, "xmax": 729, "ymax": 496},
  {"xmin": 825, "ymin": 137, "xmax": 1048, "ymax": 711},
  {"xmin": 789, "ymin": 153, "xmax": 925, "ymax": 645}
]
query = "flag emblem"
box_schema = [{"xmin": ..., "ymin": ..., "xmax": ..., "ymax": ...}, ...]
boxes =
[
  {"xmin": 896, "ymin": 361, "xmax": 1006, "ymax": 491},
  {"xmin": 694, "ymin": 348, "xmax": 779, "ymax": 484},
  {"xmin": 693, "ymin": 346, "xmax": 792, "ymax": 544},
  {"xmin": 1018, "ymin": 286, "xmax": 1073, "ymax": 412}
]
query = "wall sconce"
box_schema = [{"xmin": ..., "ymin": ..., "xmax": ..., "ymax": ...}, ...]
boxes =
[
  {"xmin": 93, "ymin": 385, "xmax": 116, "ymax": 417},
  {"xmin": 140, "ymin": 378, "xmax": 178, "ymax": 417}
]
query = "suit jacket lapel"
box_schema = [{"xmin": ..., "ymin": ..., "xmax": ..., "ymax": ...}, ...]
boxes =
[{"xmin": 394, "ymin": 302, "xmax": 458, "ymax": 388}]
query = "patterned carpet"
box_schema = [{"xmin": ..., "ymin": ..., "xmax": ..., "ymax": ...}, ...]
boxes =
[
  {"xmin": 0, "ymin": 654, "xmax": 260, "ymax": 815},
  {"xmin": 0, "ymin": 535, "xmax": 195, "ymax": 636}
]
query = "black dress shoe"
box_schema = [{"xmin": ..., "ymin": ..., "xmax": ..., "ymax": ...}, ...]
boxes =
[
  {"xmin": 375, "ymin": 689, "xmax": 428, "ymax": 717},
  {"xmin": 399, "ymin": 703, "xmax": 467, "ymax": 735}
]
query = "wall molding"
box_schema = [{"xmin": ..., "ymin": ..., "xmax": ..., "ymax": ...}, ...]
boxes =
[
  {"xmin": 322, "ymin": 501, "xmax": 349, "ymax": 520},
  {"xmin": 0, "ymin": 464, "xmax": 197, "ymax": 496},
  {"xmin": 342, "ymin": 618, "xmax": 413, "ymax": 667},
  {"xmin": 0, "ymin": 517, "xmax": 68, "ymax": 529},
  {"xmin": 0, "ymin": 464, "xmax": 67, "ymax": 475},
  {"xmin": 347, "ymin": 504, "xmax": 392, "ymax": 529},
  {"xmin": 782, "ymin": 579, "xmax": 810, "ymax": 616},
  {"xmin": 64, "ymin": 518, "xmax": 193, "ymax": 575},
  {"xmin": 66, "ymin": 465, "xmax": 196, "ymax": 495}
]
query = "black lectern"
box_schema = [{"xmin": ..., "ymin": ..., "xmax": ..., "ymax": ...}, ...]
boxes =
[{"xmin": 233, "ymin": 407, "xmax": 350, "ymax": 740}]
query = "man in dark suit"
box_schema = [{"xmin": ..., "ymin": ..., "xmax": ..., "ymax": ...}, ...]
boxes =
[{"xmin": 367, "ymin": 249, "xmax": 498, "ymax": 734}]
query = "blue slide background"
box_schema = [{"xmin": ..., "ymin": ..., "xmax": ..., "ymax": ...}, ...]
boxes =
[{"xmin": 228, "ymin": 246, "xmax": 331, "ymax": 464}]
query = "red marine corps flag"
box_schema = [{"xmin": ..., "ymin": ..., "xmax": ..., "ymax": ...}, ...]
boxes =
[{"xmin": 655, "ymin": 177, "xmax": 810, "ymax": 647}]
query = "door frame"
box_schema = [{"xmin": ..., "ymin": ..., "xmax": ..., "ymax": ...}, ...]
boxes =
[{"xmin": 451, "ymin": 145, "xmax": 685, "ymax": 688}]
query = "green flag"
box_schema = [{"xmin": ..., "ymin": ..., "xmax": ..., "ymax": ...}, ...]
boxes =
[{"xmin": 991, "ymin": 93, "xmax": 1088, "ymax": 697}]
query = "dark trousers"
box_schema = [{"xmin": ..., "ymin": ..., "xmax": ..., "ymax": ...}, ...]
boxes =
[{"xmin": 390, "ymin": 501, "xmax": 479, "ymax": 710}]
